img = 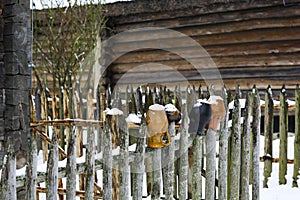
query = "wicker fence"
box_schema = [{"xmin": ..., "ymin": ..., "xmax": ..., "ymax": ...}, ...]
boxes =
[{"xmin": 0, "ymin": 84, "xmax": 299, "ymax": 200}]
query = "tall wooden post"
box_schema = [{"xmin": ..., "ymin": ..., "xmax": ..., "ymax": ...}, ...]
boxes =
[
  {"xmin": 279, "ymin": 85, "xmax": 288, "ymax": 185},
  {"xmin": 2, "ymin": 0, "xmax": 31, "ymax": 162},
  {"xmin": 293, "ymin": 85, "xmax": 300, "ymax": 187},
  {"xmin": 263, "ymin": 86, "xmax": 273, "ymax": 188}
]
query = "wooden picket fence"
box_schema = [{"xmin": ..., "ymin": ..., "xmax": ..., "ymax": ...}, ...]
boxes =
[{"xmin": 0, "ymin": 84, "xmax": 299, "ymax": 200}]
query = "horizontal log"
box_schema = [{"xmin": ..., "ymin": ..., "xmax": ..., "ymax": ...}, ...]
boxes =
[
  {"xmin": 115, "ymin": 12, "xmax": 300, "ymax": 35},
  {"xmin": 30, "ymin": 119, "xmax": 104, "ymax": 127},
  {"xmin": 113, "ymin": 40, "xmax": 300, "ymax": 64},
  {"xmin": 107, "ymin": 0, "xmax": 283, "ymax": 20},
  {"xmin": 109, "ymin": 27, "xmax": 300, "ymax": 54},
  {"xmin": 110, "ymin": 53, "xmax": 300, "ymax": 73}
]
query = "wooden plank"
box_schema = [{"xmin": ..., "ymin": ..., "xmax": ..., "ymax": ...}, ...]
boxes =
[
  {"xmin": 151, "ymin": 149, "xmax": 162, "ymax": 200},
  {"xmin": 103, "ymin": 119, "xmax": 113, "ymax": 200},
  {"xmin": 263, "ymin": 86, "xmax": 273, "ymax": 188},
  {"xmin": 279, "ymin": 85, "xmax": 288, "ymax": 185},
  {"xmin": 66, "ymin": 127, "xmax": 77, "ymax": 200}
]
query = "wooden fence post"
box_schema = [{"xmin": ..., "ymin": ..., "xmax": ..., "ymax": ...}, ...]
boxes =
[
  {"xmin": 132, "ymin": 119, "xmax": 146, "ymax": 200},
  {"xmin": 218, "ymin": 86, "xmax": 229, "ymax": 200},
  {"xmin": 26, "ymin": 94, "xmax": 38, "ymax": 200},
  {"xmin": 152, "ymin": 148, "xmax": 162, "ymax": 200},
  {"xmin": 66, "ymin": 88, "xmax": 76, "ymax": 200},
  {"xmin": 192, "ymin": 135, "xmax": 203, "ymax": 200},
  {"xmin": 229, "ymin": 86, "xmax": 241, "ymax": 200},
  {"xmin": 293, "ymin": 85, "xmax": 300, "ymax": 187},
  {"xmin": 163, "ymin": 121, "xmax": 176, "ymax": 200},
  {"xmin": 279, "ymin": 85, "xmax": 288, "ymax": 185},
  {"xmin": 263, "ymin": 86, "xmax": 273, "ymax": 188},
  {"xmin": 0, "ymin": 137, "xmax": 16, "ymax": 200},
  {"xmin": 252, "ymin": 85, "xmax": 261, "ymax": 200},
  {"xmin": 46, "ymin": 130, "xmax": 59, "ymax": 200},
  {"xmin": 119, "ymin": 115, "xmax": 130, "ymax": 200},
  {"xmin": 240, "ymin": 93, "xmax": 252, "ymax": 200},
  {"xmin": 103, "ymin": 117, "xmax": 113, "ymax": 200},
  {"xmin": 85, "ymin": 90, "xmax": 95, "ymax": 200},
  {"xmin": 179, "ymin": 105, "xmax": 189, "ymax": 200}
]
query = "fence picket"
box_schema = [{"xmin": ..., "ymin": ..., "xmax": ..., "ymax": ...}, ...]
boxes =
[
  {"xmin": 263, "ymin": 86, "xmax": 273, "ymax": 188},
  {"xmin": 252, "ymin": 85, "xmax": 261, "ymax": 200},
  {"xmin": 229, "ymin": 86, "xmax": 242, "ymax": 200},
  {"xmin": 26, "ymin": 94, "xmax": 38, "ymax": 200},
  {"xmin": 240, "ymin": 93, "xmax": 252, "ymax": 200},
  {"xmin": 293, "ymin": 85, "xmax": 300, "ymax": 187},
  {"xmin": 119, "ymin": 115, "xmax": 130, "ymax": 200},
  {"xmin": 279, "ymin": 85, "xmax": 288, "ymax": 185},
  {"xmin": 85, "ymin": 90, "xmax": 95, "ymax": 200},
  {"xmin": 163, "ymin": 121, "xmax": 176, "ymax": 200},
  {"xmin": 103, "ymin": 118, "xmax": 113, "ymax": 200},
  {"xmin": 218, "ymin": 86, "xmax": 229, "ymax": 200},
  {"xmin": 66, "ymin": 127, "xmax": 77, "ymax": 200},
  {"xmin": 179, "ymin": 105, "xmax": 189, "ymax": 200},
  {"xmin": 46, "ymin": 130, "xmax": 59, "ymax": 200}
]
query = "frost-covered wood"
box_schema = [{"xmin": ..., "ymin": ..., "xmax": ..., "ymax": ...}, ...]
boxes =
[
  {"xmin": 119, "ymin": 116, "xmax": 130, "ymax": 200},
  {"xmin": 218, "ymin": 86, "xmax": 229, "ymax": 200},
  {"xmin": 192, "ymin": 135, "xmax": 203, "ymax": 200},
  {"xmin": 179, "ymin": 105, "xmax": 189, "ymax": 200},
  {"xmin": 132, "ymin": 120, "xmax": 146, "ymax": 200},
  {"xmin": 263, "ymin": 86, "xmax": 273, "ymax": 188},
  {"xmin": 252, "ymin": 86, "xmax": 261, "ymax": 200},
  {"xmin": 0, "ymin": 138, "xmax": 16, "ymax": 200},
  {"xmin": 229, "ymin": 90, "xmax": 241, "ymax": 200},
  {"xmin": 206, "ymin": 129, "xmax": 216, "ymax": 200},
  {"xmin": 46, "ymin": 131, "xmax": 59, "ymax": 200},
  {"xmin": 293, "ymin": 85, "xmax": 300, "ymax": 187},
  {"xmin": 240, "ymin": 93, "xmax": 252, "ymax": 200},
  {"xmin": 163, "ymin": 121, "xmax": 176, "ymax": 200},
  {"xmin": 279, "ymin": 85, "xmax": 288, "ymax": 185}
]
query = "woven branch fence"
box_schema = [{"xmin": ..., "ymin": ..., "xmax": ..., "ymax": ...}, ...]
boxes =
[{"xmin": 0, "ymin": 84, "xmax": 299, "ymax": 200}]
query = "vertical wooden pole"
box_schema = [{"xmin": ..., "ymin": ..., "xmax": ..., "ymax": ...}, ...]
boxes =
[
  {"xmin": 66, "ymin": 86, "xmax": 76, "ymax": 200},
  {"xmin": 152, "ymin": 149, "xmax": 162, "ymax": 200},
  {"xmin": 279, "ymin": 85, "xmax": 288, "ymax": 185},
  {"xmin": 41, "ymin": 89, "xmax": 48, "ymax": 162},
  {"xmin": 26, "ymin": 94, "xmax": 38, "ymax": 200},
  {"xmin": 119, "ymin": 115, "xmax": 130, "ymax": 200},
  {"xmin": 132, "ymin": 119, "xmax": 146, "ymax": 200},
  {"xmin": 192, "ymin": 135, "xmax": 203, "ymax": 200},
  {"xmin": 263, "ymin": 85, "xmax": 273, "ymax": 188},
  {"xmin": 85, "ymin": 90, "xmax": 95, "ymax": 200},
  {"xmin": 0, "ymin": 137, "xmax": 16, "ymax": 200},
  {"xmin": 103, "ymin": 117, "xmax": 113, "ymax": 200},
  {"xmin": 46, "ymin": 130, "xmax": 58, "ymax": 200},
  {"xmin": 218, "ymin": 86, "xmax": 229, "ymax": 200},
  {"xmin": 206, "ymin": 129, "xmax": 216, "ymax": 200},
  {"xmin": 179, "ymin": 105, "xmax": 189, "ymax": 200},
  {"xmin": 240, "ymin": 93, "xmax": 252, "ymax": 200},
  {"xmin": 163, "ymin": 121, "xmax": 176, "ymax": 200},
  {"xmin": 229, "ymin": 86, "xmax": 241, "ymax": 200},
  {"xmin": 293, "ymin": 85, "xmax": 300, "ymax": 187},
  {"xmin": 252, "ymin": 85, "xmax": 261, "ymax": 200}
]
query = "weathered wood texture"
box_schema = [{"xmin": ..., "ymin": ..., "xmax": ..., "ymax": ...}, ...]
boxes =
[
  {"xmin": 263, "ymin": 86, "xmax": 273, "ymax": 188},
  {"xmin": 293, "ymin": 85, "xmax": 300, "ymax": 187},
  {"xmin": 98, "ymin": 0, "xmax": 300, "ymax": 89}
]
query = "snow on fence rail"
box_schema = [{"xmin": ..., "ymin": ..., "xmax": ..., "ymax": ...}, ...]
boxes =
[{"xmin": 0, "ymin": 84, "xmax": 299, "ymax": 199}]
